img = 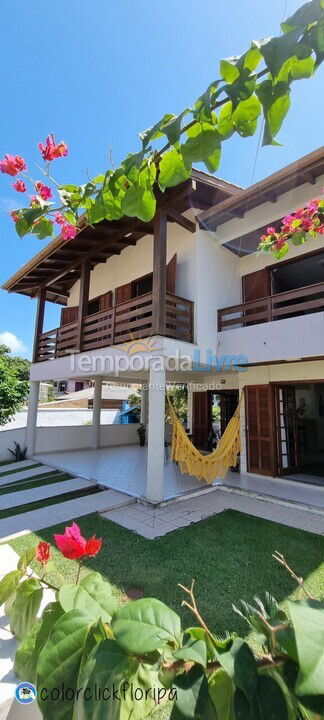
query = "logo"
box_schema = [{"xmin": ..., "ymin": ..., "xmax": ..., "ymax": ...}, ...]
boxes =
[
  {"xmin": 123, "ymin": 334, "xmax": 161, "ymax": 356},
  {"xmin": 15, "ymin": 682, "xmax": 37, "ymax": 704}
]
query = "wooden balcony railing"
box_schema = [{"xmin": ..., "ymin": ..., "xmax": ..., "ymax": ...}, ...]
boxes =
[
  {"xmin": 218, "ymin": 281, "xmax": 324, "ymax": 332},
  {"xmin": 36, "ymin": 291, "xmax": 194, "ymax": 361}
]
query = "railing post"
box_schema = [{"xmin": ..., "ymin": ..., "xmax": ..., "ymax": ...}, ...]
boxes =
[
  {"xmin": 152, "ymin": 211, "xmax": 167, "ymax": 336},
  {"xmin": 111, "ymin": 305, "xmax": 116, "ymax": 345},
  {"xmin": 32, "ymin": 289, "xmax": 46, "ymax": 363},
  {"xmin": 76, "ymin": 259, "xmax": 91, "ymax": 353}
]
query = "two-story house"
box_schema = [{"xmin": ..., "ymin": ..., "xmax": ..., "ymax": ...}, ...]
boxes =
[{"xmin": 3, "ymin": 147, "xmax": 324, "ymax": 504}]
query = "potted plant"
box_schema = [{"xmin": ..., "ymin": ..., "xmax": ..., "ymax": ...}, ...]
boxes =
[{"xmin": 137, "ymin": 423, "xmax": 146, "ymax": 446}]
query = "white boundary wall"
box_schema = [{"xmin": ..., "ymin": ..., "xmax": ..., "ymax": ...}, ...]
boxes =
[{"xmin": 0, "ymin": 424, "xmax": 140, "ymax": 461}]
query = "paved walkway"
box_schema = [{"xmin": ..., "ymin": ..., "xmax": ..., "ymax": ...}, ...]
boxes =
[
  {"xmin": 100, "ymin": 485, "xmax": 324, "ymax": 539},
  {"xmin": 0, "ymin": 465, "xmax": 56, "ymax": 488},
  {"xmin": 0, "ymin": 489, "xmax": 135, "ymax": 542},
  {"xmin": 1, "ymin": 477, "xmax": 93, "ymax": 511}
]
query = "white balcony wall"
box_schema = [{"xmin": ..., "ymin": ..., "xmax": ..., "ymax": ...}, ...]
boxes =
[{"xmin": 218, "ymin": 311, "xmax": 324, "ymax": 365}]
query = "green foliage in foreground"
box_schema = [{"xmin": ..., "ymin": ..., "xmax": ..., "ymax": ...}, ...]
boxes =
[
  {"xmin": 12, "ymin": 0, "xmax": 324, "ymax": 241},
  {"xmin": 1, "ymin": 536, "xmax": 323, "ymax": 718}
]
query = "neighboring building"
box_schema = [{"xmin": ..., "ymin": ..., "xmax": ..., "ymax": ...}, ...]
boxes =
[
  {"xmin": 3, "ymin": 148, "xmax": 324, "ymax": 503},
  {"xmin": 39, "ymin": 382, "xmax": 135, "ymax": 409},
  {"xmin": 53, "ymin": 379, "xmax": 93, "ymax": 396}
]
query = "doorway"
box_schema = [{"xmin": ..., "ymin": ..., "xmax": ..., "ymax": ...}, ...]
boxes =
[
  {"xmin": 275, "ymin": 382, "xmax": 324, "ymax": 483},
  {"xmin": 192, "ymin": 390, "xmax": 239, "ymax": 451}
]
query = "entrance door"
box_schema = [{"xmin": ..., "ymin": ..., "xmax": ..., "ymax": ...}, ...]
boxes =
[
  {"xmin": 245, "ymin": 385, "xmax": 276, "ymax": 476},
  {"xmin": 192, "ymin": 392, "xmax": 210, "ymax": 449},
  {"xmin": 220, "ymin": 391, "xmax": 239, "ymax": 435},
  {"xmin": 275, "ymin": 386, "xmax": 299, "ymax": 475}
]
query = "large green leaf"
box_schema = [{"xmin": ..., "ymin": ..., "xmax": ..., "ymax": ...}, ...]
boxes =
[
  {"xmin": 35, "ymin": 601, "xmax": 64, "ymax": 655},
  {"xmin": 32, "ymin": 217, "xmax": 54, "ymax": 240},
  {"xmin": 112, "ymin": 597, "xmax": 181, "ymax": 654},
  {"xmin": 220, "ymin": 59, "xmax": 240, "ymax": 83},
  {"xmin": 75, "ymin": 638, "xmax": 138, "ymax": 720},
  {"xmin": 209, "ymin": 668, "xmax": 235, "ymax": 720},
  {"xmin": 253, "ymin": 30, "xmax": 301, "ymax": 78},
  {"xmin": 10, "ymin": 578, "xmax": 42, "ymax": 641},
  {"xmin": 121, "ymin": 164, "xmax": 156, "ymax": 222},
  {"xmin": 158, "ymin": 148, "xmax": 191, "ymax": 191},
  {"xmin": 59, "ymin": 572, "xmax": 116, "ymax": 622},
  {"xmin": 139, "ymin": 113, "xmax": 175, "ymax": 148},
  {"xmin": 0, "ymin": 569, "xmax": 23, "ymax": 606},
  {"xmin": 288, "ymin": 599, "xmax": 324, "ymax": 696},
  {"xmin": 17, "ymin": 546, "xmax": 36, "ymax": 572},
  {"xmin": 217, "ymin": 102, "xmax": 235, "ymax": 139},
  {"xmin": 173, "ymin": 638, "xmax": 207, "ymax": 668},
  {"xmin": 173, "ymin": 665, "xmax": 216, "ymax": 720},
  {"xmin": 254, "ymin": 675, "xmax": 289, "ymax": 719},
  {"xmin": 37, "ymin": 609, "xmax": 94, "ymax": 720},
  {"xmin": 232, "ymin": 95, "xmax": 262, "ymax": 137},
  {"xmin": 281, "ymin": 0, "xmax": 324, "ymax": 33},
  {"xmin": 162, "ymin": 109, "xmax": 191, "ymax": 145},
  {"xmin": 217, "ymin": 638, "xmax": 258, "ymax": 704},
  {"xmin": 14, "ymin": 620, "xmax": 41, "ymax": 683},
  {"xmin": 256, "ymin": 79, "xmax": 291, "ymax": 145},
  {"xmin": 181, "ymin": 124, "xmax": 220, "ymax": 165},
  {"xmin": 85, "ymin": 195, "xmax": 106, "ymax": 224}
]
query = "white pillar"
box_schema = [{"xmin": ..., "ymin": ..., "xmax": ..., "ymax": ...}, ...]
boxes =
[
  {"xmin": 25, "ymin": 381, "xmax": 40, "ymax": 456},
  {"xmin": 146, "ymin": 366, "xmax": 165, "ymax": 504},
  {"xmin": 140, "ymin": 384, "xmax": 149, "ymax": 425},
  {"xmin": 92, "ymin": 377, "xmax": 102, "ymax": 449}
]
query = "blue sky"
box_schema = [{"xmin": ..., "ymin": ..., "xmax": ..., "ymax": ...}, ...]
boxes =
[{"xmin": 0, "ymin": 0, "xmax": 323, "ymax": 359}]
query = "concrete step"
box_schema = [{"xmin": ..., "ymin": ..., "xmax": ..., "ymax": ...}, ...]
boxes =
[
  {"xmin": 0, "ymin": 465, "xmax": 57, "ymax": 488},
  {"xmin": 0, "ymin": 459, "xmax": 39, "ymax": 474},
  {"xmin": 0, "ymin": 477, "xmax": 94, "ymax": 511},
  {"xmin": 0, "ymin": 489, "xmax": 135, "ymax": 542}
]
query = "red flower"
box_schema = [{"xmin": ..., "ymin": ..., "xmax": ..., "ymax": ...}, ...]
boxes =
[
  {"xmin": 85, "ymin": 536, "xmax": 102, "ymax": 557},
  {"xmin": 10, "ymin": 210, "xmax": 19, "ymax": 222},
  {"xmin": 55, "ymin": 212, "xmax": 66, "ymax": 225},
  {"xmin": 61, "ymin": 223, "xmax": 77, "ymax": 240},
  {"xmin": 30, "ymin": 195, "xmax": 40, "ymax": 206},
  {"xmin": 38, "ymin": 134, "xmax": 68, "ymax": 162},
  {"xmin": 54, "ymin": 522, "xmax": 87, "ymax": 559},
  {"xmin": 0, "ymin": 153, "xmax": 26, "ymax": 176},
  {"xmin": 266, "ymin": 226, "xmax": 276, "ymax": 235},
  {"xmin": 54, "ymin": 522, "xmax": 102, "ymax": 560},
  {"xmin": 36, "ymin": 541, "xmax": 51, "ymax": 566},
  {"xmin": 12, "ymin": 180, "xmax": 26, "ymax": 193},
  {"xmin": 35, "ymin": 181, "xmax": 52, "ymax": 200}
]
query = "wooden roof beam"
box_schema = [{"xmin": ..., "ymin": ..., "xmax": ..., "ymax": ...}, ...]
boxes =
[{"xmin": 167, "ymin": 208, "xmax": 196, "ymax": 233}]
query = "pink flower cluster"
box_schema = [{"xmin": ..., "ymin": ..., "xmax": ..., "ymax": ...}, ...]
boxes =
[
  {"xmin": 38, "ymin": 133, "xmax": 68, "ymax": 162},
  {"xmin": 55, "ymin": 212, "xmax": 77, "ymax": 239},
  {"xmin": 259, "ymin": 197, "xmax": 324, "ymax": 255},
  {"xmin": 0, "ymin": 154, "xmax": 26, "ymax": 176}
]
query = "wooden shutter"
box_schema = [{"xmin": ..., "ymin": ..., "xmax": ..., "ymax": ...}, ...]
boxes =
[
  {"xmin": 245, "ymin": 385, "xmax": 276, "ymax": 476},
  {"xmin": 98, "ymin": 291, "xmax": 112, "ymax": 311},
  {"xmin": 220, "ymin": 391, "xmax": 239, "ymax": 435},
  {"xmin": 192, "ymin": 392, "xmax": 210, "ymax": 449},
  {"xmin": 115, "ymin": 282, "xmax": 132, "ymax": 305},
  {"xmin": 242, "ymin": 269, "xmax": 270, "ymax": 302},
  {"xmin": 166, "ymin": 253, "xmax": 177, "ymax": 293},
  {"xmin": 60, "ymin": 306, "xmax": 78, "ymax": 326}
]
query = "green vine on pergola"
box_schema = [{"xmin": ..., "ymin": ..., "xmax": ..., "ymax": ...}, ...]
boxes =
[{"xmin": 3, "ymin": 0, "xmax": 324, "ymax": 244}]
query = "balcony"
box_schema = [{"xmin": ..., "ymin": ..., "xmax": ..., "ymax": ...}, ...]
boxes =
[
  {"xmin": 217, "ymin": 282, "xmax": 324, "ymax": 364},
  {"xmin": 36, "ymin": 291, "xmax": 194, "ymax": 362}
]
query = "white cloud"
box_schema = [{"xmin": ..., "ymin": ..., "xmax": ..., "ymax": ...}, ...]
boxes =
[{"xmin": 0, "ymin": 331, "xmax": 27, "ymax": 354}]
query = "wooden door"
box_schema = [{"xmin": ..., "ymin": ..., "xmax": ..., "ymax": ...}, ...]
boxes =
[
  {"xmin": 115, "ymin": 282, "xmax": 132, "ymax": 305},
  {"xmin": 166, "ymin": 253, "xmax": 177, "ymax": 293},
  {"xmin": 275, "ymin": 386, "xmax": 298, "ymax": 475},
  {"xmin": 99, "ymin": 291, "xmax": 112, "ymax": 311},
  {"xmin": 192, "ymin": 392, "xmax": 210, "ymax": 449},
  {"xmin": 245, "ymin": 385, "xmax": 276, "ymax": 476},
  {"xmin": 220, "ymin": 391, "xmax": 239, "ymax": 435},
  {"xmin": 242, "ymin": 269, "xmax": 271, "ymax": 326},
  {"xmin": 60, "ymin": 306, "xmax": 78, "ymax": 326}
]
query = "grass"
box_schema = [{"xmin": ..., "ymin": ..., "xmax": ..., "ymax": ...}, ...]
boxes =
[
  {"xmin": 0, "ymin": 462, "xmax": 41, "ymax": 478},
  {"xmin": 0, "ymin": 486, "xmax": 100, "ymax": 520},
  {"xmin": 0, "ymin": 471, "xmax": 73, "ymax": 496},
  {"xmin": 8, "ymin": 510, "xmax": 324, "ymax": 638}
]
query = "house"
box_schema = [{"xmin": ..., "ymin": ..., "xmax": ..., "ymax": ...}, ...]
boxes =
[
  {"xmin": 2, "ymin": 147, "xmax": 324, "ymax": 503},
  {"xmin": 39, "ymin": 382, "xmax": 135, "ymax": 410}
]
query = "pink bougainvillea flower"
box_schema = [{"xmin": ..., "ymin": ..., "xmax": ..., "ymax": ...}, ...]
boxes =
[
  {"xmin": 0, "ymin": 153, "xmax": 26, "ymax": 176},
  {"xmin": 266, "ymin": 226, "xmax": 276, "ymax": 235},
  {"xmin": 35, "ymin": 181, "xmax": 52, "ymax": 200},
  {"xmin": 36, "ymin": 541, "xmax": 51, "ymax": 566},
  {"xmin": 30, "ymin": 195, "xmax": 40, "ymax": 206},
  {"xmin": 275, "ymin": 236, "xmax": 287, "ymax": 251},
  {"xmin": 61, "ymin": 223, "xmax": 77, "ymax": 240},
  {"xmin": 12, "ymin": 180, "xmax": 26, "ymax": 193},
  {"xmin": 38, "ymin": 134, "xmax": 68, "ymax": 162},
  {"xmin": 54, "ymin": 522, "xmax": 87, "ymax": 559},
  {"xmin": 10, "ymin": 210, "xmax": 19, "ymax": 222},
  {"xmin": 85, "ymin": 535, "xmax": 102, "ymax": 557},
  {"xmin": 54, "ymin": 212, "xmax": 66, "ymax": 225}
]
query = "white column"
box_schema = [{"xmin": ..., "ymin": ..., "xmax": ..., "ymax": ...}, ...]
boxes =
[
  {"xmin": 92, "ymin": 377, "xmax": 103, "ymax": 449},
  {"xmin": 25, "ymin": 381, "xmax": 40, "ymax": 456},
  {"xmin": 146, "ymin": 366, "xmax": 166, "ymax": 503},
  {"xmin": 140, "ymin": 384, "xmax": 149, "ymax": 425}
]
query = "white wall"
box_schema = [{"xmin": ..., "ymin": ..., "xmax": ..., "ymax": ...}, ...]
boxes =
[
  {"xmin": 218, "ymin": 311, "xmax": 324, "ymax": 365},
  {"xmin": 0, "ymin": 424, "xmax": 140, "ymax": 461}
]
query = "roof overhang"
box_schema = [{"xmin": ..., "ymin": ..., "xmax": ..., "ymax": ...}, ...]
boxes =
[{"xmin": 2, "ymin": 171, "xmax": 240, "ymax": 304}]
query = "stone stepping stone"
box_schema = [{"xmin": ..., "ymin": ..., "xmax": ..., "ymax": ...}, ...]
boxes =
[
  {"xmin": 0, "ymin": 465, "xmax": 57, "ymax": 488},
  {"xmin": 0, "ymin": 459, "xmax": 38, "ymax": 473},
  {"xmin": 0, "ymin": 489, "xmax": 135, "ymax": 542},
  {"xmin": 0, "ymin": 477, "xmax": 94, "ymax": 511}
]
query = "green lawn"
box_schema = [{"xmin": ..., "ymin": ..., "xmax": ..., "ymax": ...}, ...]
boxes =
[
  {"xmin": 8, "ymin": 510, "xmax": 324, "ymax": 638},
  {"xmin": 0, "ymin": 462, "xmax": 41, "ymax": 478},
  {"xmin": 0, "ymin": 471, "xmax": 73, "ymax": 496},
  {"xmin": 0, "ymin": 486, "xmax": 100, "ymax": 520}
]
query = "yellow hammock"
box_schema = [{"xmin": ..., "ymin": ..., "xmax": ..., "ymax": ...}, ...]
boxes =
[{"xmin": 167, "ymin": 390, "xmax": 244, "ymax": 484}]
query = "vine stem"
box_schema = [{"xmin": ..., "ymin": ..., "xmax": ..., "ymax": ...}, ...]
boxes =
[{"xmin": 273, "ymin": 551, "xmax": 315, "ymax": 600}]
